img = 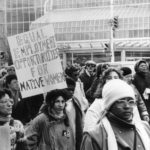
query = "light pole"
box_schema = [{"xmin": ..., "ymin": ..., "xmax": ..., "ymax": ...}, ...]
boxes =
[{"xmin": 110, "ymin": 0, "xmax": 115, "ymax": 62}]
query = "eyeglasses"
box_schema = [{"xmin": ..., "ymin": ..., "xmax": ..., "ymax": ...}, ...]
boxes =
[
  {"xmin": 0, "ymin": 98, "xmax": 14, "ymax": 105},
  {"xmin": 115, "ymin": 98, "xmax": 136, "ymax": 107},
  {"xmin": 87, "ymin": 64, "xmax": 96, "ymax": 67}
]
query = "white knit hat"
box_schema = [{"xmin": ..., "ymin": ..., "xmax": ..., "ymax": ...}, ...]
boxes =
[{"xmin": 102, "ymin": 79, "xmax": 135, "ymax": 111}]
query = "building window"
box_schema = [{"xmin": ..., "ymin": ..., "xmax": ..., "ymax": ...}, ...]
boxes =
[{"xmin": 17, "ymin": 9, "xmax": 24, "ymax": 22}]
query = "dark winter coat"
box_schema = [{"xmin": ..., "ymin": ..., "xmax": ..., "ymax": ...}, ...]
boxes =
[
  {"xmin": 132, "ymin": 60, "xmax": 150, "ymax": 115},
  {"xmin": 13, "ymin": 94, "xmax": 44, "ymax": 125},
  {"xmin": 79, "ymin": 70, "xmax": 96, "ymax": 102},
  {"xmin": 86, "ymin": 77, "xmax": 102, "ymax": 103},
  {"xmin": 81, "ymin": 113, "xmax": 150, "ymax": 150}
]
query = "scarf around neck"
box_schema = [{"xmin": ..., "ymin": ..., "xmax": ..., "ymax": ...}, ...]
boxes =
[{"xmin": 101, "ymin": 117, "xmax": 150, "ymax": 150}]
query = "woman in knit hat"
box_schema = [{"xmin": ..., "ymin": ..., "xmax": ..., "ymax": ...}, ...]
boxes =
[
  {"xmin": 81, "ymin": 79, "xmax": 150, "ymax": 150},
  {"xmin": 84, "ymin": 68, "xmax": 123, "ymax": 131}
]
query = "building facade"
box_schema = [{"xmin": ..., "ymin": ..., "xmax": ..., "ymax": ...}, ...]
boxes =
[
  {"xmin": 31, "ymin": 0, "xmax": 150, "ymax": 67},
  {"xmin": 0, "ymin": 0, "xmax": 8, "ymax": 66},
  {"xmin": 0, "ymin": 0, "xmax": 150, "ymax": 67},
  {"xmin": 0, "ymin": 0, "xmax": 46, "ymax": 65}
]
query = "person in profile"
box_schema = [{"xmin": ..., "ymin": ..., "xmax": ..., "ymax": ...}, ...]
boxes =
[
  {"xmin": 0, "ymin": 89, "xmax": 25, "ymax": 150},
  {"xmin": 132, "ymin": 59, "xmax": 150, "ymax": 116}
]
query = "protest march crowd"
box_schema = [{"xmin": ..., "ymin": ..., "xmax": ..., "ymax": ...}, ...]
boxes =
[{"xmin": 1, "ymin": 59, "xmax": 150, "ymax": 150}]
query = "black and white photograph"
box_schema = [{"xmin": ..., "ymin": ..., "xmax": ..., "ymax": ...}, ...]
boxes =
[{"xmin": 0, "ymin": 0, "xmax": 150, "ymax": 150}]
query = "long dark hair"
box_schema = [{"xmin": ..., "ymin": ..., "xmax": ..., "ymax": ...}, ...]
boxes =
[
  {"xmin": 45, "ymin": 89, "xmax": 68, "ymax": 108},
  {"xmin": 42, "ymin": 89, "xmax": 69, "ymax": 126}
]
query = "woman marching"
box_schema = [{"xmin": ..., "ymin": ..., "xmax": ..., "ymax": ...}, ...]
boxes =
[{"xmin": 25, "ymin": 89, "xmax": 75, "ymax": 150}]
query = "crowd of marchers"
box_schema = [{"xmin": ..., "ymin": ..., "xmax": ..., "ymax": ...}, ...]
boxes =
[{"xmin": 0, "ymin": 59, "xmax": 150, "ymax": 150}]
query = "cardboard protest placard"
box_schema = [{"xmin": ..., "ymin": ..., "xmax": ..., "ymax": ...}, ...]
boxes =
[{"xmin": 8, "ymin": 24, "xmax": 67, "ymax": 98}]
